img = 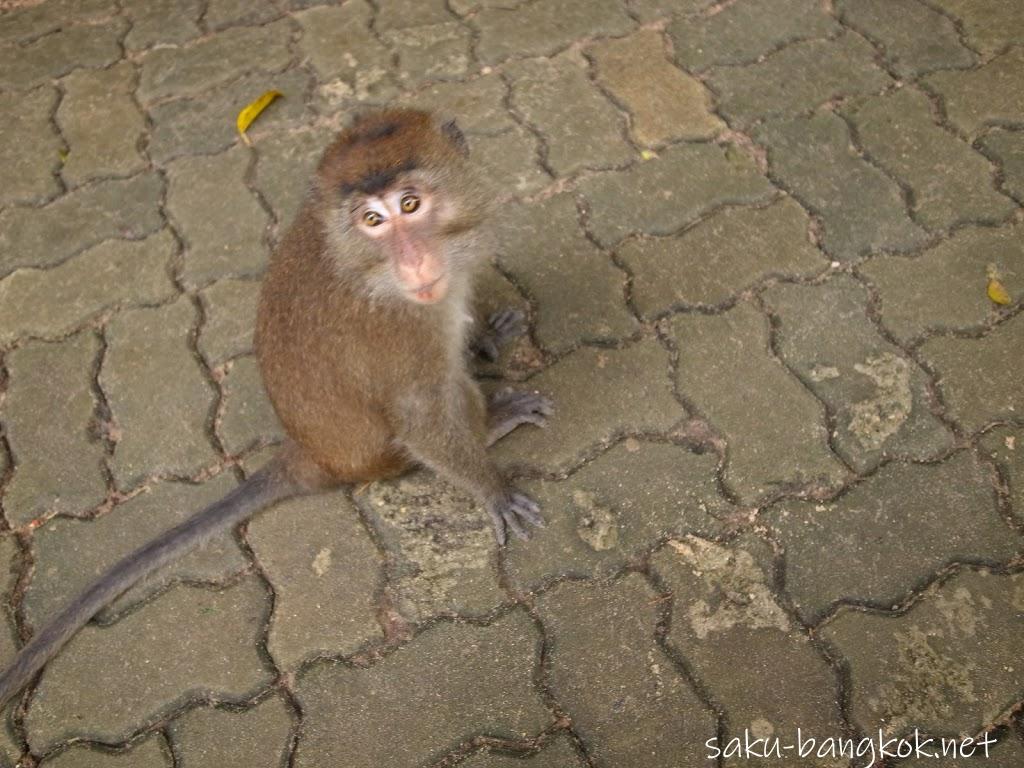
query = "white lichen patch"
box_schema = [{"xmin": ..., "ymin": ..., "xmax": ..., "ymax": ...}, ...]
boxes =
[
  {"xmin": 848, "ymin": 353, "xmax": 912, "ymax": 450},
  {"xmin": 572, "ymin": 490, "xmax": 619, "ymax": 551},
  {"xmin": 311, "ymin": 547, "xmax": 332, "ymax": 576}
]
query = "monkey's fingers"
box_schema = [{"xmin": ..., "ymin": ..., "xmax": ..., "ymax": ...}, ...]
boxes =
[
  {"xmin": 487, "ymin": 308, "xmax": 526, "ymax": 344},
  {"xmin": 486, "ymin": 490, "xmax": 545, "ymax": 545}
]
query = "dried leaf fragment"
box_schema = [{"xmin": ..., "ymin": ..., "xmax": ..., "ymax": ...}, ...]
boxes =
[
  {"xmin": 237, "ymin": 90, "xmax": 283, "ymax": 143},
  {"xmin": 987, "ymin": 277, "xmax": 1011, "ymax": 305}
]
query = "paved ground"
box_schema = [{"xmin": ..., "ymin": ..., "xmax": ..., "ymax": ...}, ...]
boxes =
[{"xmin": 0, "ymin": 0, "xmax": 1022, "ymax": 765}]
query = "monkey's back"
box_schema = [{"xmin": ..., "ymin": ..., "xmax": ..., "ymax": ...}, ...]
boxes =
[{"xmin": 255, "ymin": 206, "xmax": 415, "ymax": 484}]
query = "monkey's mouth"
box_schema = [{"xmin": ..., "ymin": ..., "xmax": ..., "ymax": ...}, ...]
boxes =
[{"xmin": 409, "ymin": 274, "xmax": 448, "ymax": 304}]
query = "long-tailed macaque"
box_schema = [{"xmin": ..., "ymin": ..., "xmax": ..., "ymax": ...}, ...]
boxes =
[{"xmin": 0, "ymin": 108, "xmax": 552, "ymax": 707}]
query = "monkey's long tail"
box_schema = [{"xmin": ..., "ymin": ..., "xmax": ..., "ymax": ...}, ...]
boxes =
[{"xmin": 0, "ymin": 459, "xmax": 300, "ymax": 708}]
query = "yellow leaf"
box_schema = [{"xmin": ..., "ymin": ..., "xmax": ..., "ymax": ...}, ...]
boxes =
[
  {"xmin": 987, "ymin": 278, "xmax": 1011, "ymax": 305},
  {"xmin": 640, "ymin": 149, "xmax": 658, "ymax": 160},
  {"xmin": 237, "ymin": 90, "xmax": 283, "ymax": 138}
]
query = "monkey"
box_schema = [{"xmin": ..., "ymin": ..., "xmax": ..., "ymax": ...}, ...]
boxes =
[{"xmin": 0, "ymin": 108, "xmax": 553, "ymax": 707}]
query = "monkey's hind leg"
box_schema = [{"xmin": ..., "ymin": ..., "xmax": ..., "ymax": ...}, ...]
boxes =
[
  {"xmin": 471, "ymin": 308, "xmax": 526, "ymax": 361},
  {"xmin": 486, "ymin": 388, "xmax": 554, "ymax": 446}
]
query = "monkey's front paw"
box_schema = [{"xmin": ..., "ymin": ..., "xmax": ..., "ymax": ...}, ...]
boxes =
[
  {"xmin": 471, "ymin": 308, "xmax": 526, "ymax": 361},
  {"xmin": 486, "ymin": 490, "xmax": 544, "ymax": 545},
  {"xmin": 486, "ymin": 389, "xmax": 554, "ymax": 446}
]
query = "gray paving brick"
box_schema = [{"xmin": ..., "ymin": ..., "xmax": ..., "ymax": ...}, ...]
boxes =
[
  {"xmin": 767, "ymin": 452, "xmax": 1021, "ymax": 622},
  {"xmin": 39, "ymin": 735, "xmax": 172, "ymax": 768},
  {"xmin": 763, "ymin": 275, "xmax": 954, "ymax": 473},
  {"xmin": 929, "ymin": 0, "xmax": 1024, "ymax": 56},
  {"xmin": 168, "ymin": 694, "xmax": 293, "ymax": 768},
  {"xmin": 504, "ymin": 441, "xmax": 729, "ymax": 593},
  {"xmin": 578, "ymin": 142, "xmax": 774, "ymax": 248},
  {"xmin": 460, "ymin": 736, "xmax": 587, "ymax": 767},
  {"xmin": 473, "ymin": 0, "xmax": 633, "ymax": 64},
  {"xmin": 588, "ymin": 29, "xmax": 724, "ymax": 147},
  {"xmin": 924, "ymin": 47, "xmax": 1024, "ymax": 136},
  {"xmin": 0, "ymin": 18, "xmax": 125, "ymax": 91},
  {"xmin": 252, "ymin": 125, "xmax": 332, "ymax": 231},
  {"xmin": 375, "ymin": 0, "xmax": 453, "ymax": 29},
  {"xmin": 844, "ymin": 88, "xmax": 1013, "ymax": 230},
  {"xmin": 218, "ymin": 355, "xmax": 283, "ymax": 455},
  {"xmin": 492, "ymin": 193, "xmax": 637, "ymax": 350},
  {"xmin": 756, "ymin": 112, "xmax": 928, "ymax": 261},
  {"xmin": 506, "ymin": 51, "xmax": 634, "ymax": 177},
  {"xmin": 122, "ymin": 0, "xmax": 202, "ymax": 50},
  {"xmin": 669, "ymin": 0, "xmax": 838, "ymax": 71},
  {"xmin": 534, "ymin": 575, "xmax": 715, "ymax": 767},
  {"xmin": 292, "ymin": 613, "xmax": 548, "ymax": 768},
  {"xmin": 618, "ymin": 197, "xmax": 825, "ymax": 315},
  {"xmin": 468, "ymin": 128, "xmax": 550, "ymax": 198},
  {"xmin": 859, "ymin": 221, "xmax": 1023, "ymax": 342},
  {"xmin": 355, "ymin": 471, "xmax": 506, "ymax": 623},
  {"xmin": 0, "ymin": 86, "xmax": 60, "ymax": 207},
  {"xmin": 822, "ymin": 570, "xmax": 1024, "ymax": 735},
  {"xmin": 198, "ymin": 278, "xmax": 260, "ymax": 365},
  {"xmin": 652, "ymin": 537, "xmax": 844, "ymax": 768},
  {"xmin": 2, "ymin": 332, "xmax": 107, "ymax": 526},
  {"xmin": 400, "ymin": 74, "xmax": 514, "ymax": 135},
  {"xmin": 0, "ymin": 536, "xmax": 23, "ymax": 767},
  {"xmin": 0, "ymin": 174, "xmax": 164, "ymax": 275},
  {"xmin": 247, "ymin": 489, "xmax": 383, "ymax": 669},
  {"xmin": 0, "ymin": 227, "xmax": 177, "ymax": 347},
  {"xmin": 25, "ymin": 577, "xmax": 275, "ymax": 752},
  {"xmin": 101, "ymin": 297, "xmax": 218, "ymax": 488},
  {"xmin": 981, "ymin": 128, "xmax": 1024, "ymax": 201},
  {"xmin": 295, "ymin": 3, "xmax": 392, "ymax": 94},
  {"xmin": 387, "ymin": 22, "xmax": 471, "ymax": 86},
  {"xmin": 165, "ymin": 147, "xmax": 270, "ymax": 288},
  {"xmin": 0, "ymin": 0, "xmax": 111, "ymax": 45},
  {"xmin": 670, "ymin": 304, "xmax": 848, "ymax": 503},
  {"xmin": 205, "ymin": 0, "xmax": 279, "ymax": 30},
  {"xmin": 979, "ymin": 426, "xmax": 1024, "ymax": 525}
]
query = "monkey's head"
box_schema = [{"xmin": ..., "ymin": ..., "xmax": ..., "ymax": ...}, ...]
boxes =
[{"xmin": 315, "ymin": 108, "xmax": 488, "ymax": 306}]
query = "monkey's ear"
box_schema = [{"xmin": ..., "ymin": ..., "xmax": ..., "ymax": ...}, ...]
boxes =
[{"xmin": 441, "ymin": 119, "xmax": 469, "ymax": 157}]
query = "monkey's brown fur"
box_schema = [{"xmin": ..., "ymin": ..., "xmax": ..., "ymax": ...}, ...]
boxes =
[{"xmin": 0, "ymin": 108, "xmax": 550, "ymax": 707}]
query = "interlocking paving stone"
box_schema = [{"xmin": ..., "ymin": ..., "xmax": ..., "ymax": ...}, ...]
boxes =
[
  {"xmin": 473, "ymin": 0, "xmax": 634, "ymax": 65},
  {"xmin": 148, "ymin": 69, "xmax": 314, "ymax": 165},
  {"xmin": 25, "ymin": 577, "xmax": 275, "ymax": 753},
  {"xmin": 763, "ymin": 275, "xmax": 955, "ymax": 473},
  {"xmin": 468, "ymin": 128, "xmax": 550, "ymax": 197},
  {"xmin": 388, "ymin": 22, "xmax": 472, "ymax": 85},
  {"xmin": 138, "ymin": 20, "xmax": 294, "ymax": 103},
  {"xmin": 924, "ymin": 48, "xmax": 1024, "ymax": 136},
  {"xmin": 859, "ymin": 221, "xmax": 1023, "ymax": 342},
  {"xmin": 292, "ymin": 613, "xmax": 548, "ymax": 768},
  {"xmin": 844, "ymin": 88, "xmax": 1013, "ymax": 230},
  {"xmin": 460, "ymin": 736, "xmax": 587, "ymax": 767},
  {"xmin": 669, "ymin": 0, "xmax": 838, "ymax": 71},
  {"xmin": 205, "ymin": 0, "xmax": 279, "ymax": 30},
  {"xmin": 401, "ymin": 74, "xmax": 514, "ymax": 135},
  {"xmin": 917, "ymin": 313, "xmax": 1024, "ymax": 434},
  {"xmin": 492, "ymin": 193, "xmax": 637, "ymax": 350},
  {"xmin": 618, "ymin": 197, "xmax": 825, "ymax": 315},
  {"xmin": 375, "ymin": 0, "xmax": 453, "ymax": 29},
  {"xmin": 0, "ymin": 18, "xmax": 125, "ymax": 91},
  {"xmin": 165, "ymin": 147, "xmax": 270, "ymax": 288},
  {"xmin": 981, "ymin": 128, "xmax": 1024, "ymax": 201},
  {"xmin": 706, "ymin": 33, "xmax": 891, "ymax": 127},
  {"xmin": 101, "ymin": 297, "xmax": 218, "ymax": 488},
  {"xmin": 252, "ymin": 125, "xmax": 332, "ymax": 231},
  {"xmin": 218, "ymin": 355, "xmax": 283, "ymax": 455},
  {"xmin": 506, "ymin": 51, "xmax": 634, "ymax": 177},
  {"xmin": 670, "ymin": 304, "xmax": 848, "ymax": 503},
  {"xmin": 652, "ymin": 537, "xmax": 844, "ymax": 768},
  {"xmin": 0, "ymin": 173, "xmax": 164, "ymax": 275},
  {"xmin": 247, "ymin": 489, "xmax": 383, "ymax": 669},
  {"xmin": 756, "ymin": 113, "xmax": 929, "ymax": 261},
  {"xmin": 0, "ymin": 0, "xmax": 110, "ymax": 45},
  {"xmin": 492, "ymin": 338, "xmax": 685, "ymax": 473},
  {"xmin": 198, "ymin": 278, "xmax": 260, "ymax": 365},
  {"xmin": 588, "ymin": 29, "xmax": 724, "ymax": 147},
  {"xmin": 766, "ymin": 453, "xmax": 1021, "ymax": 623},
  {"xmin": 0, "ymin": 228, "xmax": 177, "ymax": 347},
  {"xmin": 0, "ymin": 86, "xmax": 60, "ymax": 207},
  {"xmin": 38, "ymin": 735, "xmax": 172, "ymax": 768},
  {"xmin": 578, "ymin": 142, "xmax": 775, "ymax": 248},
  {"xmin": 821, "ymin": 570, "xmax": 1024, "ymax": 735},
  {"xmin": 1, "ymin": 536, "xmax": 23, "ymax": 767},
  {"xmin": 630, "ymin": 0, "xmax": 714, "ymax": 20},
  {"xmin": 534, "ymin": 574, "xmax": 715, "ymax": 767},
  {"xmin": 2, "ymin": 332, "xmax": 107, "ymax": 526},
  {"xmin": 902, "ymin": 733, "xmax": 1024, "ymax": 768},
  {"xmin": 295, "ymin": 3, "xmax": 393, "ymax": 96},
  {"xmin": 122, "ymin": 0, "xmax": 202, "ymax": 50},
  {"xmin": 837, "ymin": 0, "xmax": 975, "ymax": 77},
  {"xmin": 57, "ymin": 62, "xmax": 146, "ymax": 187},
  {"xmin": 504, "ymin": 442, "xmax": 729, "ymax": 593},
  {"xmin": 355, "ymin": 471, "xmax": 506, "ymax": 622},
  {"xmin": 25, "ymin": 473, "xmax": 247, "ymax": 627},
  {"xmin": 980, "ymin": 426, "xmax": 1023, "ymax": 523},
  {"xmin": 167, "ymin": 694, "xmax": 293, "ymax": 768},
  {"xmin": 929, "ymin": 0, "xmax": 1024, "ymax": 56}
]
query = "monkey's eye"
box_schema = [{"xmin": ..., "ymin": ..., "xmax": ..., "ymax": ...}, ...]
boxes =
[
  {"xmin": 400, "ymin": 194, "xmax": 420, "ymax": 214},
  {"xmin": 362, "ymin": 210, "xmax": 384, "ymax": 227}
]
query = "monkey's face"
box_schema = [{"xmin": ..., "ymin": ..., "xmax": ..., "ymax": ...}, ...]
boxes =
[{"xmin": 353, "ymin": 185, "xmax": 450, "ymax": 305}]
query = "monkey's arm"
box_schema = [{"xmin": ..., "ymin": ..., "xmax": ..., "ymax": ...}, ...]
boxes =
[
  {"xmin": 0, "ymin": 459, "xmax": 301, "ymax": 708},
  {"xmin": 393, "ymin": 377, "xmax": 543, "ymax": 543}
]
